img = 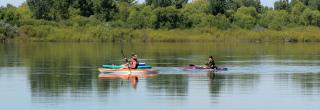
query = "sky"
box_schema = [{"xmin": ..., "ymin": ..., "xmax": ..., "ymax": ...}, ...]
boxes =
[{"xmin": 0, "ymin": 0, "xmax": 278, "ymax": 7}]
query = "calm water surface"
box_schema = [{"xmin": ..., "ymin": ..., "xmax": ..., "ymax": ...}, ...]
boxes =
[{"xmin": 0, "ymin": 42, "xmax": 320, "ymax": 110}]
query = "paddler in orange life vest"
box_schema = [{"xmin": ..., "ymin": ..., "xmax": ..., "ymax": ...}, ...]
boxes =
[{"xmin": 129, "ymin": 53, "xmax": 139, "ymax": 69}]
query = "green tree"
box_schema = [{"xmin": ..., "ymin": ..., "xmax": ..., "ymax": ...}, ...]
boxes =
[
  {"xmin": 153, "ymin": 6, "xmax": 182, "ymax": 29},
  {"xmin": 274, "ymin": 0, "xmax": 290, "ymax": 11},
  {"xmin": 77, "ymin": 0, "xmax": 94, "ymax": 17},
  {"xmin": 27, "ymin": 0, "xmax": 54, "ymax": 20},
  {"xmin": 301, "ymin": 8, "xmax": 320, "ymax": 26},
  {"xmin": 181, "ymin": 1, "xmax": 210, "ymax": 27},
  {"xmin": 27, "ymin": 0, "xmax": 72, "ymax": 20},
  {"xmin": 238, "ymin": 0, "xmax": 262, "ymax": 12},
  {"xmin": 260, "ymin": 10, "xmax": 289, "ymax": 30},
  {"xmin": 147, "ymin": 0, "xmax": 171, "ymax": 7},
  {"xmin": 209, "ymin": 0, "xmax": 227, "ymax": 15},
  {"xmin": 175, "ymin": 0, "xmax": 189, "ymax": 9},
  {"xmin": 291, "ymin": 0, "xmax": 320, "ymax": 10},
  {"xmin": 291, "ymin": 1, "xmax": 307, "ymax": 24},
  {"xmin": 0, "ymin": 21, "xmax": 18, "ymax": 42},
  {"xmin": 146, "ymin": 0, "xmax": 188, "ymax": 8},
  {"xmin": 114, "ymin": 2, "xmax": 130, "ymax": 22},
  {"xmin": 118, "ymin": 0, "xmax": 137, "ymax": 5},
  {"xmin": 228, "ymin": 0, "xmax": 262, "ymax": 13},
  {"xmin": 307, "ymin": 0, "xmax": 320, "ymax": 10},
  {"xmin": 127, "ymin": 6, "xmax": 156, "ymax": 29},
  {"xmin": 93, "ymin": 0, "xmax": 118, "ymax": 21},
  {"xmin": 290, "ymin": 0, "xmax": 302, "ymax": 6},
  {"xmin": 52, "ymin": 0, "xmax": 72, "ymax": 20},
  {"xmin": 16, "ymin": 3, "xmax": 32, "ymax": 20},
  {"xmin": 214, "ymin": 14, "xmax": 230, "ymax": 29},
  {"xmin": 233, "ymin": 6, "xmax": 257, "ymax": 29},
  {"xmin": 0, "ymin": 4, "xmax": 21, "ymax": 24}
]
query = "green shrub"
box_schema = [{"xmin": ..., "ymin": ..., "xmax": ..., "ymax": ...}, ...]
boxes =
[{"xmin": 0, "ymin": 21, "xmax": 18, "ymax": 41}]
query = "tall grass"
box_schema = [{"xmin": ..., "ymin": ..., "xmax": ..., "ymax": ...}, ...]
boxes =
[{"xmin": 16, "ymin": 24, "xmax": 320, "ymax": 43}]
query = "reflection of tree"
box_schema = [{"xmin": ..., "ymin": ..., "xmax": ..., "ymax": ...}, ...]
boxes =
[
  {"xmin": 3, "ymin": 42, "xmax": 319, "ymax": 103},
  {"xmin": 146, "ymin": 74, "xmax": 189, "ymax": 96},
  {"xmin": 209, "ymin": 73, "xmax": 260, "ymax": 97},
  {"xmin": 5, "ymin": 42, "xmax": 320, "ymax": 69},
  {"xmin": 29, "ymin": 69, "xmax": 96, "ymax": 97},
  {"xmin": 30, "ymin": 73, "xmax": 70, "ymax": 97},
  {"xmin": 28, "ymin": 52, "xmax": 97, "ymax": 98},
  {"xmin": 96, "ymin": 79, "xmax": 129, "ymax": 97},
  {"xmin": 273, "ymin": 73, "xmax": 290, "ymax": 88},
  {"xmin": 29, "ymin": 57, "xmax": 95, "ymax": 89},
  {"xmin": 208, "ymin": 72, "xmax": 222, "ymax": 97},
  {"xmin": 291, "ymin": 73, "xmax": 320, "ymax": 95},
  {"xmin": 24, "ymin": 43, "xmax": 137, "ymax": 99},
  {"xmin": 0, "ymin": 43, "xmax": 22, "ymax": 67},
  {"xmin": 30, "ymin": 71, "xmax": 127, "ymax": 99}
]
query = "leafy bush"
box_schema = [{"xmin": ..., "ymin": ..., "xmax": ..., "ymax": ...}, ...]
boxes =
[
  {"xmin": 0, "ymin": 21, "xmax": 18, "ymax": 41},
  {"xmin": 260, "ymin": 10, "xmax": 290, "ymax": 30},
  {"xmin": 233, "ymin": 7, "xmax": 257, "ymax": 29}
]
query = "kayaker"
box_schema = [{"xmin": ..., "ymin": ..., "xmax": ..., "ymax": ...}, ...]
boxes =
[
  {"xmin": 206, "ymin": 56, "xmax": 217, "ymax": 69},
  {"xmin": 129, "ymin": 53, "xmax": 139, "ymax": 69}
]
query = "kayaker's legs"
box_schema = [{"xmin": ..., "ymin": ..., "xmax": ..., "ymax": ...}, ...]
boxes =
[{"xmin": 211, "ymin": 66, "xmax": 218, "ymax": 69}]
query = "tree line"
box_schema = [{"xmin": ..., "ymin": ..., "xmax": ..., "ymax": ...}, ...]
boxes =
[{"xmin": 0, "ymin": 0, "xmax": 320, "ymax": 41}]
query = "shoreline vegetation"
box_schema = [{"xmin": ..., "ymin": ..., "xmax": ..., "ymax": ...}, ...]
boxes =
[
  {"xmin": 1, "ymin": 0, "xmax": 320, "ymax": 43},
  {"xmin": 16, "ymin": 25, "xmax": 320, "ymax": 42}
]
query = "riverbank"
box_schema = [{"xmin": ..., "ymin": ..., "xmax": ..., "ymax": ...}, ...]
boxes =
[
  {"xmin": 15, "ymin": 25, "xmax": 320, "ymax": 43},
  {"xmin": 15, "ymin": 25, "xmax": 320, "ymax": 42}
]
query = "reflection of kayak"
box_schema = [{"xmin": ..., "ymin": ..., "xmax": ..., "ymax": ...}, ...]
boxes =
[
  {"xmin": 98, "ymin": 67, "xmax": 159, "ymax": 74},
  {"xmin": 102, "ymin": 64, "xmax": 152, "ymax": 69},
  {"xmin": 182, "ymin": 65, "xmax": 228, "ymax": 71},
  {"xmin": 98, "ymin": 73, "xmax": 158, "ymax": 79}
]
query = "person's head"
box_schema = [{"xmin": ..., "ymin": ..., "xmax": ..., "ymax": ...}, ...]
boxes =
[
  {"xmin": 131, "ymin": 53, "xmax": 137, "ymax": 58},
  {"xmin": 209, "ymin": 56, "xmax": 213, "ymax": 61}
]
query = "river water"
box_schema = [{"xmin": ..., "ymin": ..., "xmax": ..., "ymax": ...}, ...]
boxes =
[{"xmin": 0, "ymin": 42, "xmax": 320, "ymax": 110}]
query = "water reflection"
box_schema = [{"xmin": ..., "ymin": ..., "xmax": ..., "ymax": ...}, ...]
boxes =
[
  {"xmin": 2, "ymin": 42, "xmax": 320, "ymax": 110},
  {"xmin": 29, "ymin": 72, "xmax": 95, "ymax": 98},
  {"xmin": 96, "ymin": 78, "xmax": 128, "ymax": 97},
  {"xmin": 0, "ymin": 43, "xmax": 24, "ymax": 67},
  {"xmin": 291, "ymin": 73, "xmax": 320, "ymax": 95},
  {"xmin": 146, "ymin": 74, "xmax": 189, "ymax": 96},
  {"xmin": 209, "ymin": 73, "xmax": 260, "ymax": 98},
  {"xmin": 273, "ymin": 73, "xmax": 320, "ymax": 95}
]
